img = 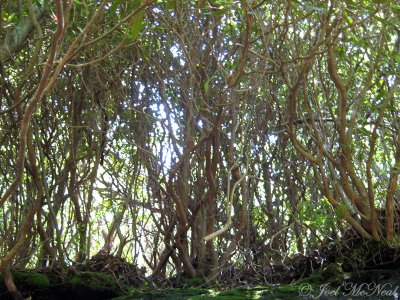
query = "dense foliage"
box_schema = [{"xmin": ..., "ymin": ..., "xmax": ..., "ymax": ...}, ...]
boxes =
[{"xmin": 1, "ymin": 0, "xmax": 399, "ymax": 297}]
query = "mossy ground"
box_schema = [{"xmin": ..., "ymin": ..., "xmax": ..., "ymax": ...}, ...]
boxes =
[
  {"xmin": 0, "ymin": 271, "xmax": 123, "ymax": 300},
  {"xmin": 67, "ymin": 271, "xmax": 119, "ymax": 291},
  {"xmin": 0, "ymin": 271, "xmax": 307, "ymax": 300},
  {"xmin": 114, "ymin": 285, "xmax": 305, "ymax": 300},
  {"xmin": 12, "ymin": 271, "xmax": 51, "ymax": 287},
  {"xmin": 1, "ymin": 268, "xmax": 400, "ymax": 299}
]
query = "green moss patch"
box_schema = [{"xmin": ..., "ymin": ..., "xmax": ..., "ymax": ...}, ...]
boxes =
[
  {"xmin": 113, "ymin": 285, "xmax": 305, "ymax": 300},
  {"xmin": 12, "ymin": 271, "xmax": 50, "ymax": 287},
  {"xmin": 68, "ymin": 271, "xmax": 117, "ymax": 290}
]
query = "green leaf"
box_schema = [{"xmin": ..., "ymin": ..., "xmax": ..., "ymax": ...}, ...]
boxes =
[
  {"xmin": 373, "ymin": 15, "xmax": 394, "ymax": 26},
  {"xmin": 161, "ymin": 0, "xmax": 175, "ymax": 10},
  {"xmin": 109, "ymin": 1, "xmax": 121, "ymax": 15},
  {"xmin": 4, "ymin": 12, "xmax": 16, "ymax": 23},
  {"xmin": 204, "ymin": 80, "xmax": 209, "ymax": 93},
  {"xmin": 335, "ymin": 204, "xmax": 348, "ymax": 219},
  {"xmin": 343, "ymin": 10, "xmax": 353, "ymax": 25},
  {"xmin": 304, "ymin": 5, "xmax": 324, "ymax": 12},
  {"xmin": 130, "ymin": 9, "xmax": 145, "ymax": 39}
]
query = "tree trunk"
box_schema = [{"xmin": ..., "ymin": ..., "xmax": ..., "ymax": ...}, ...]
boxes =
[{"xmin": 1, "ymin": 268, "xmax": 25, "ymax": 300}]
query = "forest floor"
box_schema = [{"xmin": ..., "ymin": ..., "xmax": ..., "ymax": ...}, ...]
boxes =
[
  {"xmin": 2, "ymin": 235, "xmax": 400, "ymax": 299},
  {"xmin": 1, "ymin": 267, "xmax": 400, "ymax": 299}
]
